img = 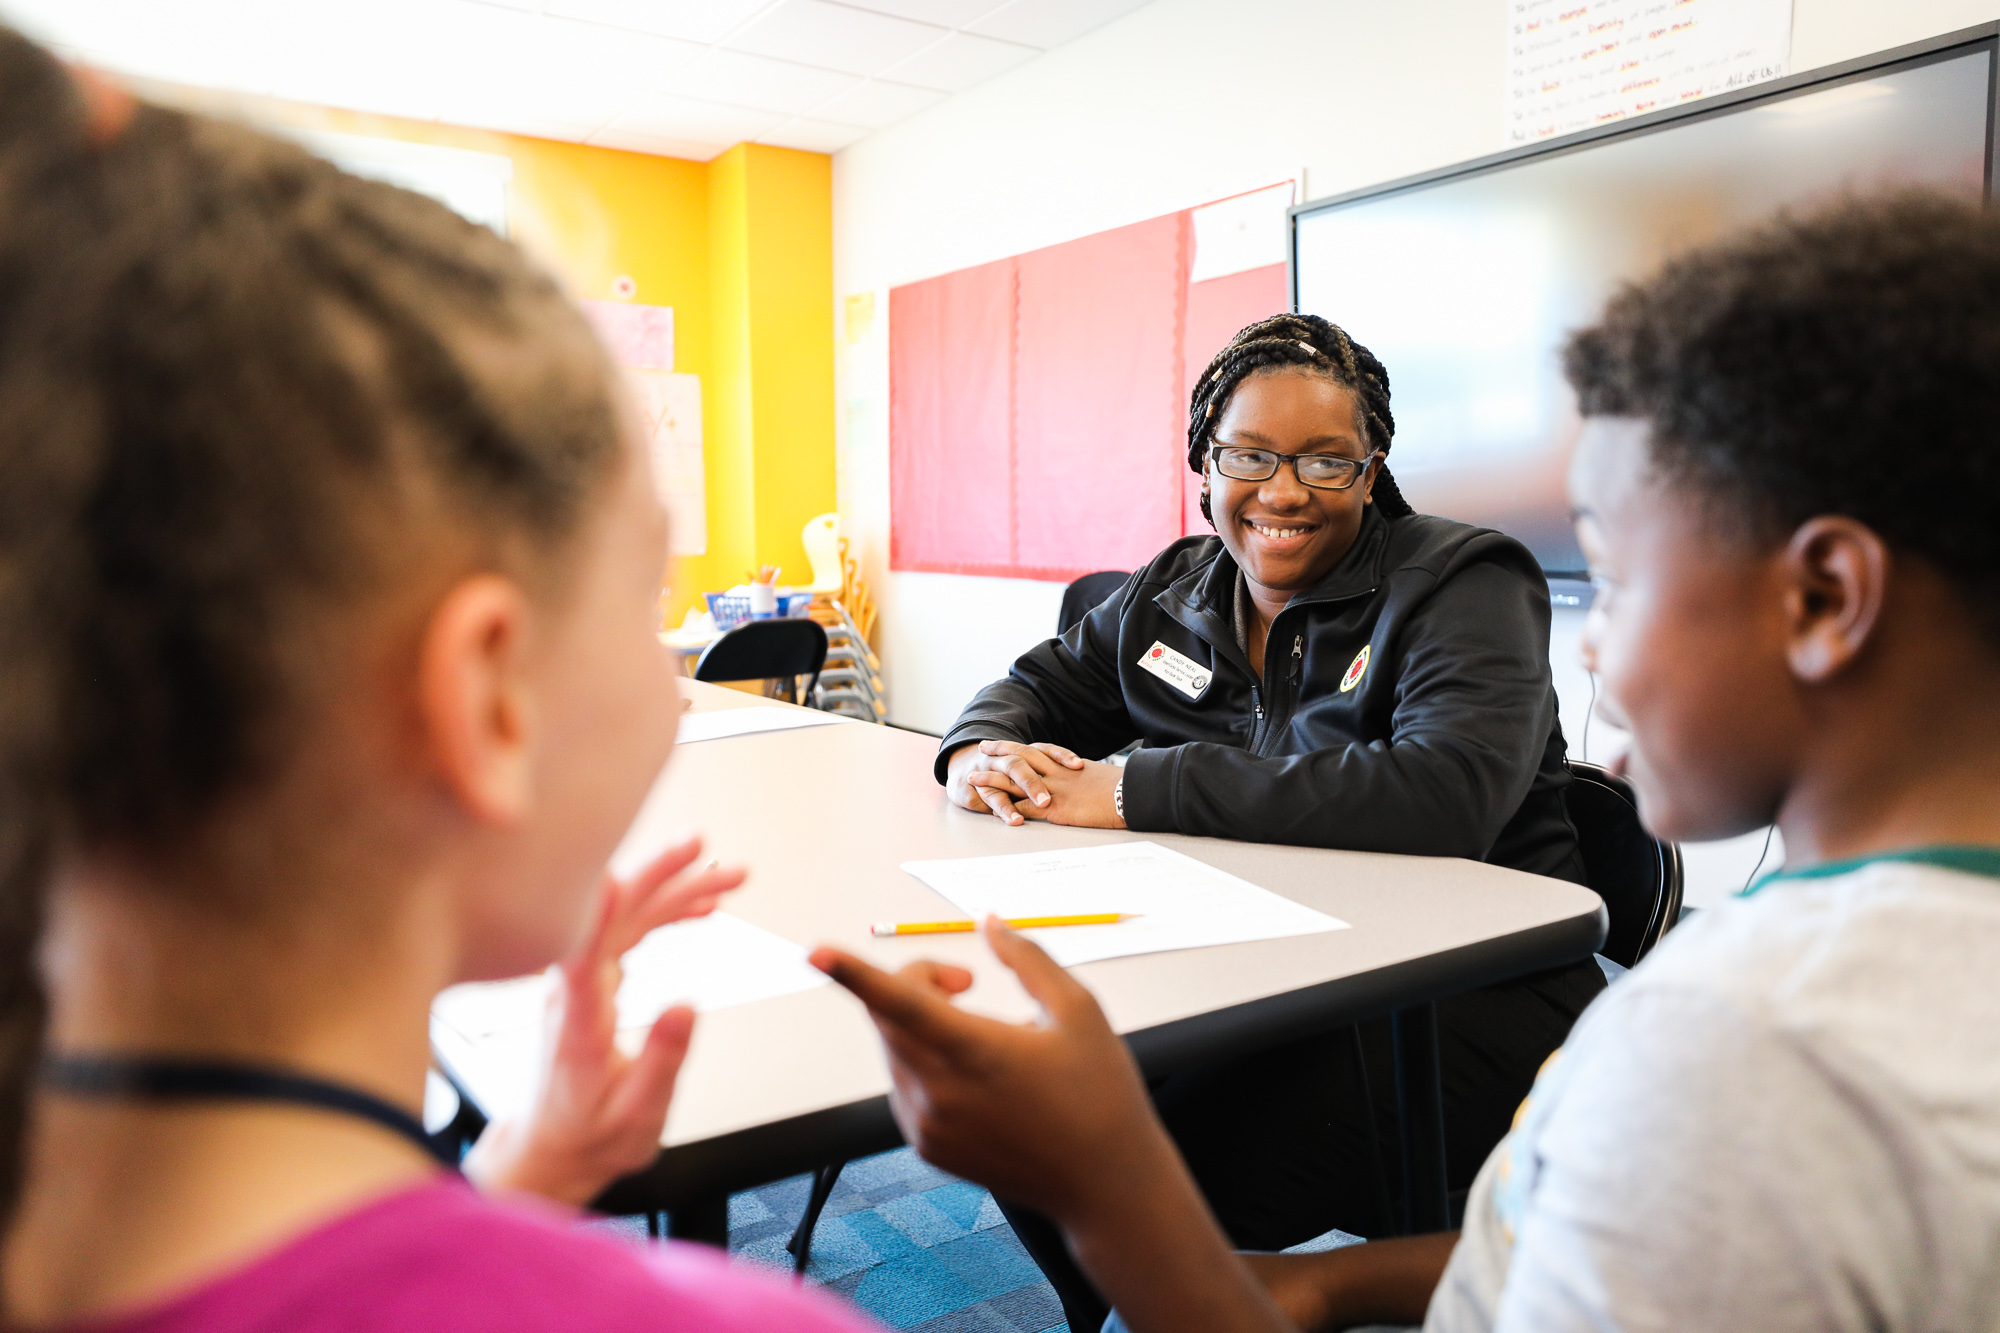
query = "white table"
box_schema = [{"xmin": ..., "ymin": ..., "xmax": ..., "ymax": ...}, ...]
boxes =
[{"xmin": 441, "ymin": 680, "xmax": 1605, "ymax": 1241}]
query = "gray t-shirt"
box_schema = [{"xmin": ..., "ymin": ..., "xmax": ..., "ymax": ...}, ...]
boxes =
[{"xmin": 1427, "ymin": 849, "xmax": 2000, "ymax": 1333}]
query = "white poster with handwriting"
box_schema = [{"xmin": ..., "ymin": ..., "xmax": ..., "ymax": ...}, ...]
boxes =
[{"xmin": 1506, "ymin": 0, "xmax": 1793, "ymax": 145}]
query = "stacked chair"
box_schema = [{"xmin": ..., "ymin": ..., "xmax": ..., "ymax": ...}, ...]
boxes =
[{"xmin": 800, "ymin": 516, "xmax": 885, "ymax": 723}]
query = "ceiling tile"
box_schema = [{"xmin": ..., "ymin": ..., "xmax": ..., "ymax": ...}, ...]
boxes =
[
  {"xmin": 809, "ymin": 78, "xmax": 945, "ymax": 129},
  {"xmin": 529, "ymin": 16, "xmax": 707, "ymax": 90},
  {"xmin": 756, "ymin": 116, "xmax": 873, "ymax": 153},
  {"xmin": 603, "ymin": 92, "xmax": 788, "ymax": 144},
  {"xmin": 435, "ymin": 77, "xmax": 646, "ymax": 137},
  {"xmin": 664, "ymin": 49, "xmax": 864, "ymax": 115},
  {"xmin": 725, "ymin": 0, "xmax": 946, "ymax": 78},
  {"xmin": 542, "ymin": 0, "xmax": 774, "ymax": 45},
  {"xmin": 838, "ymin": 0, "xmax": 1003, "ymax": 26},
  {"xmin": 965, "ymin": 0, "xmax": 1151, "ymax": 49},
  {"xmin": 879, "ymin": 30, "xmax": 1034, "ymax": 93},
  {"xmin": 587, "ymin": 126, "xmax": 734, "ymax": 160}
]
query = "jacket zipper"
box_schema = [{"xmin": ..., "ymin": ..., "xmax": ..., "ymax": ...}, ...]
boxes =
[{"xmin": 1289, "ymin": 634, "xmax": 1303, "ymax": 682}]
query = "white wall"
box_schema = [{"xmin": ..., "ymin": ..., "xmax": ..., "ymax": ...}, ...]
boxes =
[{"xmin": 832, "ymin": 0, "xmax": 1993, "ymax": 903}]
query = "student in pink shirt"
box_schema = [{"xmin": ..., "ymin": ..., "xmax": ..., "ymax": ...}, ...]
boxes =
[{"xmin": 0, "ymin": 29, "xmax": 873, "ymax": 1333}]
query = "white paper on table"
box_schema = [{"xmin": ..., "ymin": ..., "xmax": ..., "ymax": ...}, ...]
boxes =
[
  {"xmin": 430, "ymin": 911, "xmax": 829, "ymax": 1045},
  {"xmin": 676, "ymin": 705, "xmax": 848, "ymax": 745},
  {"xmin": 898, "ymin": 841, "xmax": 1348, "ymax": 967}
]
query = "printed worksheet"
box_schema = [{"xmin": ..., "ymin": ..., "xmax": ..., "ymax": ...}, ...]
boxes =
[
  {"xmin": 431, "ymin": 911, "xmax": 828, "ymax": 1044},
  {"xmin": 899, "ymin": 841, "xmax": 1348, "ymax": 967},
  {"xmin": 676, "ymin": 705, "xmax": 849, "ymax": 744}
]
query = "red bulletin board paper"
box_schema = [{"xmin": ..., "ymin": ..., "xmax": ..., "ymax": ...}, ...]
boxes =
[
  {"xmin": 889, "ymin": 256, "xmax": 1018, "ymax": 575},
  {"xmin": 1011, "ymin": 211, "xmax": 1188, "ymax": 579},
  {"xmin": 1181, "ymin": 263, "xmax": 1289, "ymax": 536}
]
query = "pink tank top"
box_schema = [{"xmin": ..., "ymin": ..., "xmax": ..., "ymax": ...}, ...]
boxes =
[{"xmin": 63, "ymin": 1176, "xmax": 879, "ymax": 1333}]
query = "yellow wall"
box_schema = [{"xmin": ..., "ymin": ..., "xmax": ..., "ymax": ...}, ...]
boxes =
[{"xmin": 159, "ymin": 89, "xmax": 835, "ymax": 626}]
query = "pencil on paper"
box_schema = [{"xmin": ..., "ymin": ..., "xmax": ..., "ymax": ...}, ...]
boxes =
[{"xmin": 870, "ymin": 913, "xmax": 1139, "ymax": 937}]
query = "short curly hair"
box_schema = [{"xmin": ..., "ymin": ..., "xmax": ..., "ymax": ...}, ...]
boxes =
[{"xmin": 1563, "ymin": 189, "xmax": 2000, "ymax": 642}]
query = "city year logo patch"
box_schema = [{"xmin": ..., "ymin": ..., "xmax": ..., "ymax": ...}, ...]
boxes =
[{"xmin": 1340, "ymin": 644, "xmax": 1371, "ymax": 693}]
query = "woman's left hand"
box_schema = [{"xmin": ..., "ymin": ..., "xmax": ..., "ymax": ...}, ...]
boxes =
[{"xmin": 461, "ymin": 837, "xmax": 746, "ymax": 1206}]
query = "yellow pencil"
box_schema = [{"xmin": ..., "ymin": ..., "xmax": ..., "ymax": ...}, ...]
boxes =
[{"xmin": 870, "ymin": 913, "xmax": 1138, "ymax": 937}]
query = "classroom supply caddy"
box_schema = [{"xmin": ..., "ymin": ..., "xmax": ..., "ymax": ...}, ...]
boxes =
[{"xmin": 703, "ymin": 589, "xmax": 815, "ymax": 630}]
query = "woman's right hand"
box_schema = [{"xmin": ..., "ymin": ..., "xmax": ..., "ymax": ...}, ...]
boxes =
[{"xmin": 945, "ymin": 739, "xmax": 1086, "ymax": 825}]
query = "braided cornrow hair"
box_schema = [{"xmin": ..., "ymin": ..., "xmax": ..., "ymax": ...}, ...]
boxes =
[
  {"xmin": 0, "ymin": 26, "xmax": 620, "ymax": 1250},
  {"xmin": 1186, "ymin": 312, "xmax": 1414, "ymax": 522}
]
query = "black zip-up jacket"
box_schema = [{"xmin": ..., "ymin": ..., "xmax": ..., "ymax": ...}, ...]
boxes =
[{"xmin": 936, "ymin": 507, "xmax": 1585, "ymax": 884}]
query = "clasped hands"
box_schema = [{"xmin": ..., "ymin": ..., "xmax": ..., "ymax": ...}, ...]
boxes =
[{"xmin": 946, "ymin": 739, "xmax": 1125, "ymax": 828}]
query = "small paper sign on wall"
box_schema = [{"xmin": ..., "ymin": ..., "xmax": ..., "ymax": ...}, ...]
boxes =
[
  {"xmin": 627, "ymin": 368, "xmax": 706, "ymax": 557},
  {"xmin": 1506, "ymin": 0, "xmax": 1793, "ymax": 145}
]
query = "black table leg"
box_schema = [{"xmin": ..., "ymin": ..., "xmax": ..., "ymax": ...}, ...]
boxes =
[
  {"xmin": 1391, "ymin": 1003, "xmax": 1450, "ymax": 1234},
  {"xmin": 668, "ymin": 1194, "xmax": 730, "ymax": 1246}
]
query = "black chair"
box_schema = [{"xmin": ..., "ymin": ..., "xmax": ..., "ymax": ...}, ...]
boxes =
[
  {"xmin": 693, "ymin": 619, "xmax": 828, "ymax": 704},
  {"xmin": 1563, "ymin": 759, "xmax": 1684, "ymax": 969},
  {"xmin": 1057, "ymin": 570, "xmax": 1131, "ymax": 635}
]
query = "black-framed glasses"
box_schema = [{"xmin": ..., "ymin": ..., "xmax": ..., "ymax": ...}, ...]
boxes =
[{"xmin": 1211, "ymin": 446, "xmax": 1379, "ymax": 491}]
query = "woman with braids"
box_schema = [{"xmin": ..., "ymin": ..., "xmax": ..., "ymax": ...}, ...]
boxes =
[
  {"xmin": 0, "ymin": 31, "xmax": 878, "ymax": 1332},
  {"xmin": 937, "ymin": 312, "xmax": 1602, "ymax": 1328}
]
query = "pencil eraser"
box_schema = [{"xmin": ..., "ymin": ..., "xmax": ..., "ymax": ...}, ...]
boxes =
[{"xmin": 869, "ymin": 922, "xmax": 896, "ymax": 937}]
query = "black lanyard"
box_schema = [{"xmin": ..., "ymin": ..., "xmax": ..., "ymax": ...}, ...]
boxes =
[{"xmin": 41, "ymin": 1054, "xmax": 459, "ymax": 1169}]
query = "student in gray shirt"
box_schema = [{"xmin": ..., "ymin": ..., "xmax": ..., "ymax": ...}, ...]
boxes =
[{"xmin": 812, "ymin": 188, "xmax": 2000, "ymax": 1333}]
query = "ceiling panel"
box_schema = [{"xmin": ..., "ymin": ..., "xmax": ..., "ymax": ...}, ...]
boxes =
[
  {"xmin": 603, "ymin": 91, "xmax": 788, "ymax": 144},
  {"xmin": 527, "ymin": 16, "xmax": 707, "ymax": 90},
  {"xmin": 725, "ymin": 0, "xmax": 945, "ymax": 76},
  {"xmin": 840, "ymin": 0, "xmax": 1008, "ymax": 28},
  {"xmin": 758, "ymin": 116, "xmax": 875, "ymax": 153},
  {"xmin": 811, "ymin": 78, "xmax": 947, "ymax": 129},
  {"xmin": 588, "ymin": 126, "xmax": 733, "ymax": 159},
  {"xmin": 881, "ymin": 30, "xmax": 1035, "ymax": 94},
  {"xmin": 15, "ymin": 0, "xmax": 1158, "ymax": 161},
  {"xmin": 541, "ymin": 0, "xmax": 776, "ymax": 45},
  {"xmin": 670, "ymin": 48, "xmax": 864, "ymax": 115},
  {"xmin": 965, "ymin": 0, "xmax": 1151, "ymax": 50}
]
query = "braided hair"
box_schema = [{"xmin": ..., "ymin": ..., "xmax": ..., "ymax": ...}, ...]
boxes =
[
  {"xmin": 1186, "ymin": 312, "xmax": 1415, "ymax": 523},
  {"xmin": 0, "ymin": 27, "xmax": 620, "ymax": 1246}
]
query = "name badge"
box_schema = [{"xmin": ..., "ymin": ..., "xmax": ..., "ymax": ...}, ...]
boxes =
[{"xmin": 1136, "ymin": 640, "xmax": 1212, "ymax": 700}]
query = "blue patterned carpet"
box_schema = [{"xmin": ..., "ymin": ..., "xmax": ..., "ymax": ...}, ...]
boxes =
[{"xmin": 726, "ymin": 1148, "xmax": 1068, "ymax": 1332}]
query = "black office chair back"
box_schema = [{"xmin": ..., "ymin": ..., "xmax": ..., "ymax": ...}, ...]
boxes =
[
  {"xmin": 694, "ymin": 619, "xmax": 828, "ymax": 703},
  {"xmin": 1562, "ymin": 759, "xmax": 1684, "ymax": 969},
  {"xmin": 1058, "ymin": 570, "xmax": 1131, "ymax": 635}
]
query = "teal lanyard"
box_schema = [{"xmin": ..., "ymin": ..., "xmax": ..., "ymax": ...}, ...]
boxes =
[{"xmin": 1741, "ymin": 844, "xmax": 2000, "ymax": 898}]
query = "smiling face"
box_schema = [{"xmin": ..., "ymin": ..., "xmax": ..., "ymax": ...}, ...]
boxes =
[
  {"xmin": 1206, "ymin": 368, "xmax": 1378, "ymax": 596},
  {"xmin": 1569, "ymin": 418, "xmax": 1802, "ymax": 843}
]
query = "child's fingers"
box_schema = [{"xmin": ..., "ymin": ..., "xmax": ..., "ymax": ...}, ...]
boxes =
[
  {"xmin": 983, "ymin": 917, "xmax": 1097, "ymax": 1023},
  {"xmin": 606, "ymin": 1004, "xmax": 696, "ymax": 1139},
  {"xmin": 894, "ymin": 959, "xmax": 975, "ymax": 997},
  {"xmin": 811, "ymin": 946, "xmax": 981, "ymax": 1057},
  {"xmin": 622, "ymin": 836, "xmax": 706, "ymax": 899}
]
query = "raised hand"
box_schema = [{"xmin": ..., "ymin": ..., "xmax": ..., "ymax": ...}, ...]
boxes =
[
  {"xmin": 463, "ymin": 836, "xmax": 745, "ymax": 1206},
  {"xmin": 811, "ymin": 921, "xmax": 1290, "ymax": 1333}
]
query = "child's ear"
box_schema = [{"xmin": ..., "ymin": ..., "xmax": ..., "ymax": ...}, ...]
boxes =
[
  {"xmin": 1782, "ymin": 516, "xmax": 1891, "ymax": 683},
  {"xmin": 418, "ymin": 574, "xmax": 538, "ymax": 824}
]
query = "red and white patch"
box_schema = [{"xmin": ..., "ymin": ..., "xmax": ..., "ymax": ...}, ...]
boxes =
[{"xmin": 1340, "ymin": 644, "xmax": 1371, "ymax": 693}]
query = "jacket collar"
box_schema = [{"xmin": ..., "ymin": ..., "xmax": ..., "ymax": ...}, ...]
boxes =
[
  {"xmin": 1162, "ymin": 505, "xmax": 1389, "ymax": 616},
  {"xmin": 1155, "ymin": 506, "xmax": 1390, "ymax": 668}
]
